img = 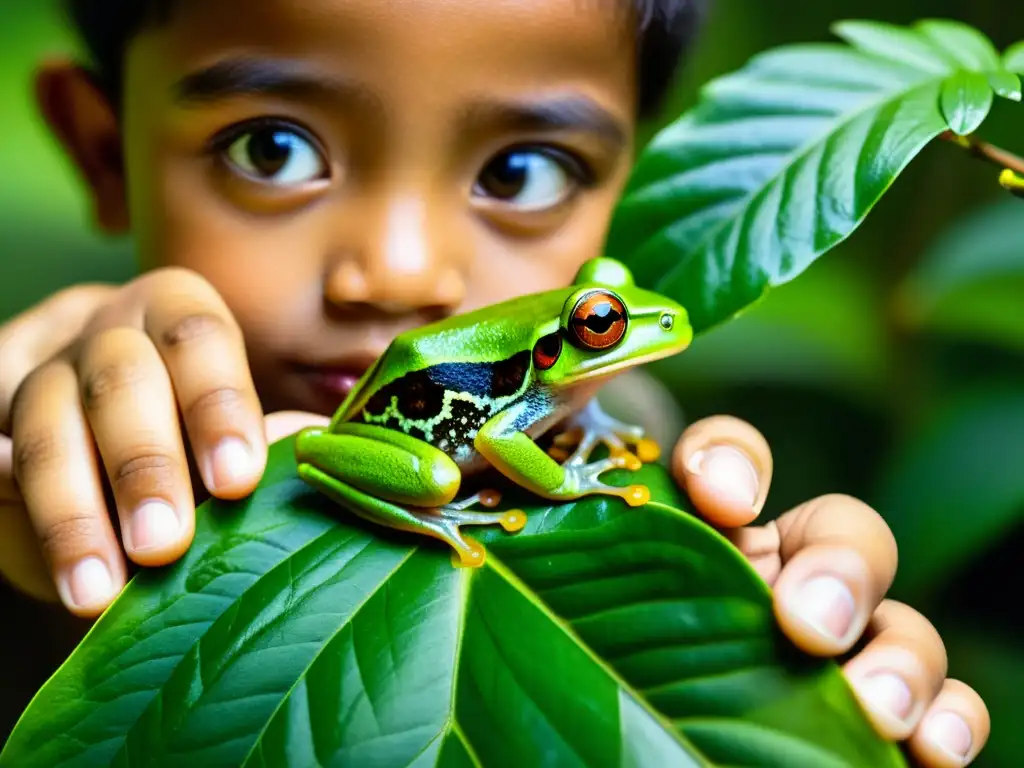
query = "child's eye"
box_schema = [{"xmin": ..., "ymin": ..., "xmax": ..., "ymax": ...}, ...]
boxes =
[
  {"xmin": 221, "ymin": 124, "xmax": 327, "ymax": 186},
  {"xmin": 473, "ymin": 148, "xmax": 591, "ymax": 211}
]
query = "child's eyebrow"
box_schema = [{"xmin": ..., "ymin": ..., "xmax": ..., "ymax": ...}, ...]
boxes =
[
  {"xmin": 172, "ymin": 57, "xmax": 628, "ymax": 150},
  {"xmin": 173, "ymin": 57, "xmax": 381, "ymax": 113},
  {"xmin": 457, "ymin": 97, "xmax": 628, "ymax": 150}
]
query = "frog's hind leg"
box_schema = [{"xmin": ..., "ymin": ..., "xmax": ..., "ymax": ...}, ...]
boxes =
[
  {"xmin": 550, "ymin": 398, "xmax": 660, "ymax": 467},
  {"xmin": 298, "ymin": 465, "xmax": 523, "ymax": 569}
]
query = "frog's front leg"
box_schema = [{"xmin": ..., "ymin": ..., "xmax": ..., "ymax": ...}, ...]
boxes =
[
  {"xmin": 475, "ymin": 401, "xmax": 650, "ymax": 507},
  {"xmin": 549, "ymin": 398, "xmax": 661, "ymax": 467},
  {"xmin": 295, "ymin": 425, "xmax": 525, "ymax": 568}
]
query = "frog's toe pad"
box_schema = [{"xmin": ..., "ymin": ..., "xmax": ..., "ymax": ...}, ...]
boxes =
[
  {"xmin": 610, "ymin": 449, "xmax": 643, "ymax": 471},
  {"xmin": 499, "ymin": 509, "xmax": 527, "ymax": 532},
  {"xmin": 477, "ymin": 489, "xmax": 502, "ymax": 508},
  {"xmin": 623, "ymin": 485, "xmax": 651, "ymax": 507},
  {"xmin": 635, "ymin": 439, "xmax": 661, "ymax": 464},
  {"xmin": 450, "ymin": 537, "xmax": 487, "ymax": 569}
]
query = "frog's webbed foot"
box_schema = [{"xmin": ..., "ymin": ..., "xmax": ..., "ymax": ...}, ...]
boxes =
[
  {"xmin": 563, "ymin": 456, "xmax": 651, "ymax": 508},
  {"xmin": 428, "ymin": 489, "xmax": 526, "ymax": 569},
  {"xmin": 549, "ymin": 399, "xmax": 660, "ymax": 468}
]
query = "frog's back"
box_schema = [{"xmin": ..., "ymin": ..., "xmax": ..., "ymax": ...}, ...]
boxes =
[{"xmin": 339, "ymin": 290, "xmax": 564, "ymax": 466}]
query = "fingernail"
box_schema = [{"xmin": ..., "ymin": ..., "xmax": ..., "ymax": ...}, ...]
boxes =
[
  {"xmin": 62, "ymin": 556, "xmax": 115, "ymax": 609},
  {"xmin": 209, "ymin": 437, "xmax": 252, "ymax": 489},
  {"xmin": 924, "ymin": 711, "xmax": 972, "ymax": 760},
  {"xmin": 129, "ymin": 500, "xmax": 181, "ymax": 552},
  {"xmin": 686, "ymin": 445, "xmax": 759, "ymax": 507},
  {"xmin": 856, "ymin": 672, "xmax": 914, "ymax": 724},
  {"xmin": 792, "ymin": 575, "xmax": 855, "ymax": 642}
]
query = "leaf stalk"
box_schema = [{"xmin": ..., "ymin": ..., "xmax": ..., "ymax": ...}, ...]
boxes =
[{"xmin": 940, "ymin": 130, "xmax": 1024, "ymax": 198}]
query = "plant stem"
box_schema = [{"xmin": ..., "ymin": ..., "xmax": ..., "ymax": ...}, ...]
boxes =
[
  {"xmin": 941, "ymin": 130, "xmax": 1024, "ymax": 175},
  {"xmin": 940, "ymin": 131, "xmax": 1024, "ymax": 198}
]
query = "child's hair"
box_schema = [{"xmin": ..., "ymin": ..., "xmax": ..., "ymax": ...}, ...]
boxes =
[{"xmin": 65, "ymin": 0, "xmax": 705, "ymax": 120}]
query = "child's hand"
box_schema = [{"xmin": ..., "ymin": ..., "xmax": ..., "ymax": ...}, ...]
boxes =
[
  {"xmin": 0, "ymin": 272, "xmax": 312, "ymax": 615},
  {"xmin": 671, "ymin": 416, "xmax": 990, "ymax": 767}
]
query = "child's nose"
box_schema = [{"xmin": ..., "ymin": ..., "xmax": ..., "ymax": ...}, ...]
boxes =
[{"xmin": 324, "ymin": 197, "xmax": 466, "ymax": 314}]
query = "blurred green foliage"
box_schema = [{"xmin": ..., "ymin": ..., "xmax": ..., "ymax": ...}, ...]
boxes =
[{"xmin": 1, "ymin": 0, "xmax": 1023, "ymax": 766}]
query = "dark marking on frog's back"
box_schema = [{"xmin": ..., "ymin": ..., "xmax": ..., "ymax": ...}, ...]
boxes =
[
  {"xmin": 360, "ymin": 349, "xmax": 532, "ymax": 422},
  {"xmin": 490, "ymin": 350, "xmax": 531, "ymax": 397}
]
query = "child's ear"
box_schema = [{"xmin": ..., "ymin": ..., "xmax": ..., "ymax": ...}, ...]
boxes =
[{"xmin": 34, "ymin": 59, "xmax": 129, "ymax": 234}]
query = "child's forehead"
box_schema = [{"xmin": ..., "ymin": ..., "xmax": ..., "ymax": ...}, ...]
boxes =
[
  {"xmin": 130, "ymin": 0, "xmax": 639, "ymax": 133},
  {"xmin": 146, "ymin": 0, "xmax": 637, "ymax": 78}
]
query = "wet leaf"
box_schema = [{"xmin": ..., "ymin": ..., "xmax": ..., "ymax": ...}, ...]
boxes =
[
  {"xmin": 607, "ymin": 19, "xmax": 1017, "ymax": 333},
  {"xmin": 2, "ymin": 438, "xmax": 904, "ymax": 767}
]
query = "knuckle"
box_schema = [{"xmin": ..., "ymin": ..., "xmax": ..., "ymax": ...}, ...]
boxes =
[
  {"xmin": 12, "ymin": 429, "xmax": 63, "ymax": 482},
  {"xmin": 111, "ymin": 451, "xmax": 179, "ymax": 499},
  {"xmin": 80, "ymin": 357, "xmax": 148, "ymax": 412},
  {"xmin": 184, "ymin": 386, "xmax": 247, "ymax": 424},
  {"xmin": 160, "ymin": 312, "xmax": 232, "ymax": 348},
  {"xmin": 36, "ymin": 513, "xmax": 103, "ymax": 560}
]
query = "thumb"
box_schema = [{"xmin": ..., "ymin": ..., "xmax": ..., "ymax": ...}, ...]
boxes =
[
  {"xmin": 670, "ymin": 415, "xmax": 773, "ymax": 528},
  {"xmin": 264, "ymin": 411, "xmax": 331, "ymax": 444}
]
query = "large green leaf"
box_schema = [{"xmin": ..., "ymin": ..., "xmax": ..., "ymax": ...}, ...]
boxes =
[
  {"xmin": 876, "ymin": 385, "xmax": 1024, "ymax": 600},
  {"xmin": 1, "ymin": 438, "xmax": 904, "ymax": 767},
  {"xmin": 1005, "ymin": 41, "xmax": 1024, "ymax": 73},
  {"xmin": 894, "ymin": 197, "xmax": 1024, "ymax": 351},
  {"xmin": 606, "ymin": 19, "xmax": 1021, "ymax": 334}
]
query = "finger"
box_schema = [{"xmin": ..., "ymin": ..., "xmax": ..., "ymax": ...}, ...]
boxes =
[
  {"xmin": 842, "ymin": 600, "xmax": 947, "ymax": 740},
  {"xmin": 11, "ymin": 359, "xmax": 127, "ymax": 617},
  {"xmin": 670, "ymin": 415, "xmax": 772, "ymax": 527},
  {"xmin": 770, "ymin": 494, "xmax": 898, "ymax": 656},
  {"xmin": 0, "ymin": 434, "xmax": 13, "ymax": 499},
  {"xmin": 908, "ymin": 679, "xmax": 990, "ymax": 767},
  {"xmin": 140, "ymin": 270, "xmax": 266, "ymax": 499},
  {"xmin": 0, "ymin": 284, "xmax": 113, "ymax": 432},
  {"xmin": 76, "ymin": 327, "xmax": 196, "ymax": 566},
  {"xmin": 0, "ymin": 434, "xmax": 59, "ymax": 601},
  {"xmin": 265, "ymin": 411, "xmax": 330, "ymax": 444},
  {"xmin": 0, "ymin": 502, "xmax": 59, "ymax": 603}
]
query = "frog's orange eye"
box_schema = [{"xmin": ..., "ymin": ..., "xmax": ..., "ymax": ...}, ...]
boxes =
[
  {"xmin": 533, "ymin": 333, "xmax": 562, "ymax": 370},
  {"xmin": 569, "ymin": 291, "xmax": 627, "ymax": 350}
]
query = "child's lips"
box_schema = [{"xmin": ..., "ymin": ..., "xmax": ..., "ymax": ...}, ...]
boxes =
[
  {"xmin": 298, "ymin": 366, "xmax": 365, "ymax": 399},
  {"xmin": 290, "ymin": 352, "xmax": 379, "ymax": 403},
  {"xmin": 309, "ymin": 370, "xmax": 362, "ymax": 397}
]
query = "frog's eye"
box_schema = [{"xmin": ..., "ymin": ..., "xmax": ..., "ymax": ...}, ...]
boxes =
[
  {"xmin": 569, "ymin": 291, "xmax": 627, "ymax": 350},
  {"xmin": 532, "ymin": 333, "xmax": 562, "ymax": 370},
  {"xmin": 221, "ymin": 121, "xmax": 328, "ymax": 186}
]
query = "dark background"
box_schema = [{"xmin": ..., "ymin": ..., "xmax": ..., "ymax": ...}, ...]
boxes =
[{"xmin": 2, "ymin": 1, "xmax": 1022, "ymax": 764}]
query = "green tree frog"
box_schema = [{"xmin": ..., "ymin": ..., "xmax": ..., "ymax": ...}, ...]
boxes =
[{"xmin": 294, "ymin": 258, "xmax": 693, "ymax": 567}]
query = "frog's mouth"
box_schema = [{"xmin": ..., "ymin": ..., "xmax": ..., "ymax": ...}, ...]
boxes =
[{"xmin": 562, "ymin": 344, "xmax": 689, "ymax": 386}]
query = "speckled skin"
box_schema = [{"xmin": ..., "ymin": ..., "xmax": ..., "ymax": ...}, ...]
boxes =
[{"xmin": 294, "ymin": 258, "xmax": 693, "ymax": 567}]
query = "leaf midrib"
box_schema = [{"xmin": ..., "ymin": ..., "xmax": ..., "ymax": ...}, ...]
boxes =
[{"xmin": 481, "ymin": 552, "xmax": 710, "ymax": 766}]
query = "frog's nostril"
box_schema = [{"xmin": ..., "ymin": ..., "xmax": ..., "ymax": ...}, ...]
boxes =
[{"xmin": 659, "ymin": 312, "xmax": 674, "ymax": 330}]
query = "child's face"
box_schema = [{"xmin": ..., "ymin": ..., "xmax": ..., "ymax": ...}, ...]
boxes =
[{"xmin": 73, "ymin": 0, "xmax": 639, "ymax": 415}]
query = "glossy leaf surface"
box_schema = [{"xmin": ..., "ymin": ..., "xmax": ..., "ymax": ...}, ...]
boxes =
[
  {"xmin": 2, "ymin": 438, "xmax": 905, "ymax": 767},
  {"xmin": 606, "ymin": 19, "xmax": 1020, "ymax": 334}
]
